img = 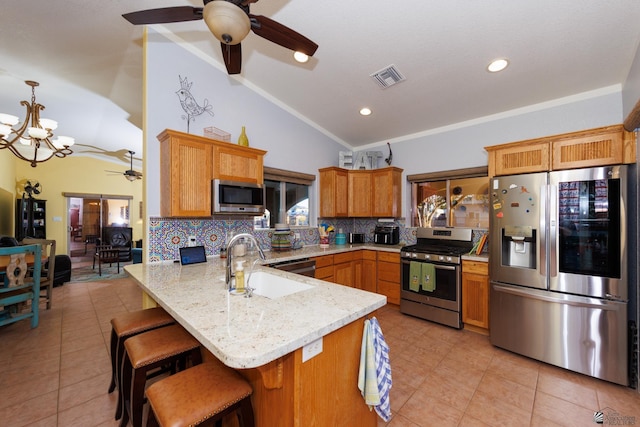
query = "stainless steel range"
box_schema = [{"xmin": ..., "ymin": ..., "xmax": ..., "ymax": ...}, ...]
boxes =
[{"xmin": 400, "ymin": 228, "xmax": 474, "ymax": 329}]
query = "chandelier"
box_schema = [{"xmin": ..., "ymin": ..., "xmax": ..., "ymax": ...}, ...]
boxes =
[{"xmin": 0, "ymin": 80, "xmax": 74, "ymax": 167}]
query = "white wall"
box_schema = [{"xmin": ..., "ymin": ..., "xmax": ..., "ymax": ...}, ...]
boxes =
[{"xmin": 623, "ymin": 39, "xmax": 640, "ymax": 123}]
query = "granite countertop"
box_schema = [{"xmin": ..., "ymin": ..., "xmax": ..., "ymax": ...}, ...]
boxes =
[
  {"xmin": 461, "ymin": 253, "xmax": 489, "ymax": 262},
  {"xmin": 125, "ymin": 257, "xmax": 386, "ymax": 369}
]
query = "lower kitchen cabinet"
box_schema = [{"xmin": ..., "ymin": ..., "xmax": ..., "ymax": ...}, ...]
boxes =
[
  {"xmin": 333, "ymin": 252, "xmax": 355, "ymax": 287},
  {"xmin": 377, "ymin": 252, "xmax": 400, "ymax": 305},
  {"xmin": 314, "ymin": 255, "xmax": 334, "ymax": 281},
  {"xmin": 461, "ymin": 260, "xmax": 490, "ymax": 333},
  {"xmin": 314, "ymin": 250, "xmax": 399, "ymax": 302},
  {"xmin": 361, "ymin": 250, "xmax": 377, "ymax": 293}
]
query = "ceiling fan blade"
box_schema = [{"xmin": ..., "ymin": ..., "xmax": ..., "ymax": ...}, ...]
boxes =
[
  {"xmin": 105, "ymin": 170, "xmax": 123, "ymax": 174},
  {"xmin": 123, "ymin": 7, "xmax": 203, "ymax": 25},
  {"xmin": 249, "ymin": 15, "xmax": 318, "ymax": 56},
  {"xmin": 221, "ymin": 42, "xmax": 242, "ymax": 74}
]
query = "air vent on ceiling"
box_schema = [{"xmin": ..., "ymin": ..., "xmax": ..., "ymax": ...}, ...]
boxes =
[{"xmin": 370, "ymin": 64, "xmax": 406, "ymax": 89}]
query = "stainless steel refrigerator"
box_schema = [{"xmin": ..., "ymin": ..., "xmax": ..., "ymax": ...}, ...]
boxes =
[{"xmin": 489, "ymin": 165, "xmax": 629, "ymax": 386}]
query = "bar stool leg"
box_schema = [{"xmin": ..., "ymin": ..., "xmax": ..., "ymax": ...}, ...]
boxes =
[{"xmin": 108, "ymin": 328, "xmax": 118, "ymax": 393}]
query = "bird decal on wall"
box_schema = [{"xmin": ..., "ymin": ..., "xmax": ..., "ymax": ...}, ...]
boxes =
[{"xmin": 175, "ymin": 75, "xmax": 214, "ymax": 132}]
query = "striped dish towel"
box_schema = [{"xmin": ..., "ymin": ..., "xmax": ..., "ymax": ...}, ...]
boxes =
[{"xmin": 358, "ymin": 317, "xmax": 392, "ymax": 422}]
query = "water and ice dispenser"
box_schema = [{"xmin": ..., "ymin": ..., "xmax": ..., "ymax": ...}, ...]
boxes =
[{"xmin": 500, "ymin": 225, "xmax": 537, "ymax": 269}]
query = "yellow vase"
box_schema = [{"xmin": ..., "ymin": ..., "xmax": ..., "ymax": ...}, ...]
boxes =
[{"xmin": 238, "ymin": 126, "xmax": 249, "ymax": 147}]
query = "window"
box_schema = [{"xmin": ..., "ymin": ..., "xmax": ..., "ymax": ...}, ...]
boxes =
[
  {"xmin": 255, "ymin": 167, "xmax": 315, "ymax": 229},
  {"xmin": 408, "ymin": 167, "xmax": 489, "ymax": 228}
]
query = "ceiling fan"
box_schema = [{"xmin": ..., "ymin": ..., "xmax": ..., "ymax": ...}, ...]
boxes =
[
  {"xmin": 106, "ymin": 150, "xmax": 143, "ymax": 181},
  {"xmin": 122, "ymin": 0, "xmax": 319, "ymax": 75}
]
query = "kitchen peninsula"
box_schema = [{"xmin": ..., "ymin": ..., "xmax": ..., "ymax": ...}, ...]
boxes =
[{"xmin": 125, "ymin": 258, "xmax": 386, "ymax": 427}]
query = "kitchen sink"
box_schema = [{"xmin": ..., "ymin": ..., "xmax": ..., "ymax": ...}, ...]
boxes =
[{"xmin": 246, "ymin": 271, "xmax": 314, "ymax": 299}]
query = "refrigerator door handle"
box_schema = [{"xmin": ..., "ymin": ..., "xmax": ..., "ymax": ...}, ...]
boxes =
[
  {"xmin": 539, "ymin": 184, "xmax": 547, "ymax": 278},
  {"xmin": 548, "ymin": 183, "xmax": 557, "ymax": 278},
  {"xmin": 492, "ymin": 283, "xmax": 624, "ymax": 310}
]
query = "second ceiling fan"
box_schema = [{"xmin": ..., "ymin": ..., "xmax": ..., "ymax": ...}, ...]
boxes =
[{"xmin": 123, "ymin": 0, "xmax": 318, "ymax": 74}]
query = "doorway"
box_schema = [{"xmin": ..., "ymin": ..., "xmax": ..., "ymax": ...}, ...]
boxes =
[{"xmin": 66, "ymin": 193, "xmax": 132, "ymax": 265}]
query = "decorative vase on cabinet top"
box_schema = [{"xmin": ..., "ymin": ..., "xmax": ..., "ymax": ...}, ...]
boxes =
[{"xmin": 238, "ymin": 126, "xmax": 249, "ymax": 147}]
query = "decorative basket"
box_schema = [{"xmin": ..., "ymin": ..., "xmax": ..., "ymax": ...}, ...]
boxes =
[{"xmin": 203, "ymin": 127, "xmax": 231, "ymax": 142}]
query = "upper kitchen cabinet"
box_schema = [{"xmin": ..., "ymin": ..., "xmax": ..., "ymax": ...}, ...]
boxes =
[
  {"xmin": 371, "ymin": 167, "xmax": 403, "ymax": 218},
  {"xmin": 319, "ymin": 167, "xmax": 349, "ymax": 217},
  {"xmin": 212, "ymin": 141, "xmax": 266, "ymax": 184},
  {"xmin": 319, "ymin": 166, "xmax": 403, "ymax": 218},
  {"xmin": 158, "ymin": 129, "xmax": 213, "ymax": 217},
  {"xmin": 348, "ymin": 170, "xmax": 373, "ymax": 217},
  {"xmin": 157, "ymin": 129, "xmax": 266, "ymax": 217},
  {"xmin": 550, "ymin": 125, "xmax": 635, "ymax": 170},
  {"xmin": 486, "ymin": 124, "xmax": 636, "ymax": 176}
]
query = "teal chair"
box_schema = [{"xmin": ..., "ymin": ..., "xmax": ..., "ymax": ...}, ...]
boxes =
[{"xmin": 0, "ymin": 244, "xmax": 42, "ymax": 328}]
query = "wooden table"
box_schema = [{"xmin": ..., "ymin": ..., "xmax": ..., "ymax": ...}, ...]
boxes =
[{"xmin": 0, "ymin": 254, "xmax": 42, "ymax": 272}]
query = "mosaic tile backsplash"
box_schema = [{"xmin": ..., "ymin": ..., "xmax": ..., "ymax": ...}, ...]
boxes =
[{"xmin": 148, "ymin": 217, "xmax": 489, "ymax": 262}]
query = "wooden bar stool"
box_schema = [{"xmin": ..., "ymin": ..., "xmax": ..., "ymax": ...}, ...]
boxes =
[
  {"xmin": 146, "ymin": 362, "xmax": 254, "ymax": 427},
  {"xmin": 109, "ymin": 308, "xmax": 175, "ymax": 395},
  {"xmin": 120, "ymin": 324, "xmax": 203, "ymax": 427}
]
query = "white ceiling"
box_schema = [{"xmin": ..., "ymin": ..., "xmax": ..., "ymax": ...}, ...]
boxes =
[{"xmin": 1, "ymin": 0, "xmax": 639, "ymax": 167}]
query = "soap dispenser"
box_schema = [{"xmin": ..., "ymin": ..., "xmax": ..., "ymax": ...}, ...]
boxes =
[{"xmin": 234, "ymin": 260, "xmax": 245, "ymax": 294}]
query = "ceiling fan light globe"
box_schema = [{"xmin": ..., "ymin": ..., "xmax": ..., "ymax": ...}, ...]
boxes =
[
  {"xmin": 203, "ymin": 0, "xmax": 250, "ymax": 46},
  {"xmin": 126, "ymin": 174, "xmax": 138, "ymax": 182}
]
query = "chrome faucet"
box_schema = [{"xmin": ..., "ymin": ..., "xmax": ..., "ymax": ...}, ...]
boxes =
[{"xmin": 225, "ymin": 233, "xmax": 266, "ymax": 289}]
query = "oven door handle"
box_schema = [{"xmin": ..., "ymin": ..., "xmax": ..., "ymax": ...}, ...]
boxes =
[
  {"xmin": 402, "ymin": 260, "xmax": 457, "ymax": 271},
  {"xmin": 433, "ymin": 264, "xmax": 457, "ymax": 271}
]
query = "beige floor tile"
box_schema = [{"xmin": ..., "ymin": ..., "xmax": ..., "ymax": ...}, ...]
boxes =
[
  {"xmin": 486, "ymin": 349, "xmax": 540, "ymax": 389},
  {"xmin": 532, "ymin": 390, "xmax": 595, "ymax": 427},
  {"xmin": 57, "ymin": 392, "xmax": 119, "ymax": 427},
  {"xmin": 458, "ymin": 414, "xmax": 493, "ymax": 427},
  {"xmin": 0, "ymin": 389, "xmax": 58, "ymax": 427},
  {"xmin": 537, "ymin": 365, "xmax": 599, "ymax": 411},
  {"xmin": 399, "ymin": 389, "xmax": 464, "ymax": 427},
  {"xmin": 0, "ymin": 371, "xmax": 60, "ymax": 410},
  {"xmin": 476, "ymin": 371, "xmax": 536, "ymax": 413},
  {"xmin": 434, "ymin": 356, "xmax": 485, "ymax": 391},
  {"xmin": 62, "ymin": 330, "xmax": 107, "ymax": 354},
  {"xmin": 0, "ymin": 356, "xmax": 60, "ymax": 387},
  {"xmin": 465, "ymin": 389, "xmax": 532, "ymax": 426},
  {"xmin": 58, "ymin": 371, "xmax": 112, "ymax": 412},
  {"xmin": 388, "ymin": 375, "xmax": 416, "ymax": 412},
  {"xmin": 417, "ymin": 370, "xmax": 476, "ymax": 411},
  {"xmin": 386, "ymin": 413, "xmax": 421, "ymax": 426}
]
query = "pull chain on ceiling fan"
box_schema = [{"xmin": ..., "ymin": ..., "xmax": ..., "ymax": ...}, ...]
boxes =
[{"xmin": 122, "ymin": 0, "xmax": 318, "ymax": 75}]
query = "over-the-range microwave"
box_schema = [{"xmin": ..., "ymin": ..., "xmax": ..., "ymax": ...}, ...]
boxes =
[{"xmin": 212, "ymin": 179, "xmax": 265, "ymax": 214}]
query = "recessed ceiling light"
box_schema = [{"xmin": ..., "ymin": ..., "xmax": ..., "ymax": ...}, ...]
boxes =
[
  {"xmin": 487, "ymin": 58, "xmax": 509, "ymax": 73},
  {"xmin": 359, "ymin": 108, "xmax": 372, "ymax": 116},
  {"xmin": 293, "ymin": 51, "xmax": 309, "ymax": 63}
]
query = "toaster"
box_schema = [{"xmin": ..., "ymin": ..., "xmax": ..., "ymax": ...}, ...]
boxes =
[
  {"xmin": 373, "ymin": 225, "xmax": 399, "ymax": 245},
  {"xmin": 348, "ymin": 233, "xmax": 365, "ymax": 244}
]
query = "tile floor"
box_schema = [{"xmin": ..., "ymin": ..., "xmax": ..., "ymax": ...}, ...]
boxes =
[{"xmin": 0, "ymin": 277, "xmax": 638, "ymax": 427}]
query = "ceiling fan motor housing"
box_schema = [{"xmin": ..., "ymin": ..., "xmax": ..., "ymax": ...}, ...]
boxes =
[{"xmin": 203, "ymin": 0, "xmax": 250, "ymax": 45}]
